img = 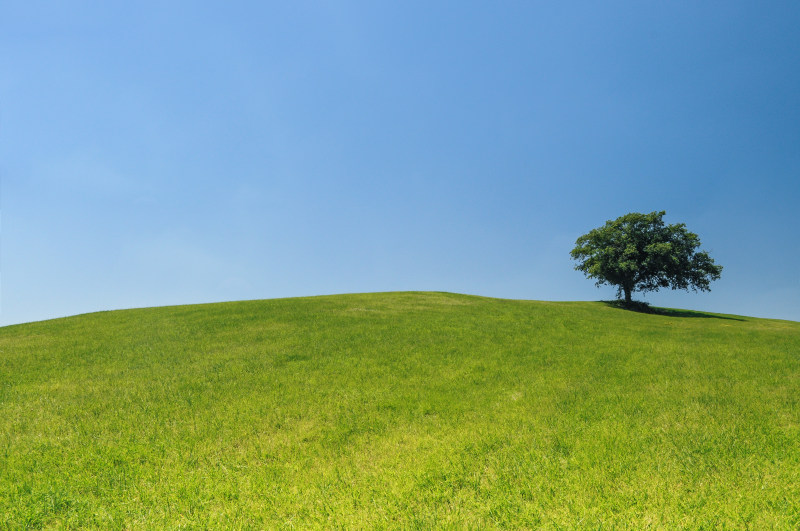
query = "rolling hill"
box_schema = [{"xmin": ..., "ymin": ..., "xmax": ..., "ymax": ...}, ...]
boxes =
[{"xmin": 1, "ymin": 292, "xmax": 798, "ymax": 528}]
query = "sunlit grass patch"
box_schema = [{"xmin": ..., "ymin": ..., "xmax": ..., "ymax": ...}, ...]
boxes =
[{"xmin": 1, "ymin": 292, "xmax": 798, "ymax": 528}]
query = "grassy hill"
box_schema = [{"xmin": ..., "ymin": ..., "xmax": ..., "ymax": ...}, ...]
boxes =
[{"xmin": 1, "ymin": 292, "xmax": 798, "ymax": 528}]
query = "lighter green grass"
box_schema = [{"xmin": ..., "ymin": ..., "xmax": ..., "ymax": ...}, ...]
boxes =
[{"xmin": 1, "ymin": 292, "xmax": 799, "ymax": 528}]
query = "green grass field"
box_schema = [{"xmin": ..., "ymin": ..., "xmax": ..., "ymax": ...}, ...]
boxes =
[{"xmin": 1, "ymin": 292, "xmax": 799, "ymax": 528}]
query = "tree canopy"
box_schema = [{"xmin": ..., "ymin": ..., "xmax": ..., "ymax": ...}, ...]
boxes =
[{"xmin": 570, "ymin": 211, "xmax": 723, "ymax": 303}]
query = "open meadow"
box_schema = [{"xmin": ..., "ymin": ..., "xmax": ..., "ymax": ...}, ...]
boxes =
[{"xmin": 1, "ymin": 292, "xmax": 798, "ymax": 528}]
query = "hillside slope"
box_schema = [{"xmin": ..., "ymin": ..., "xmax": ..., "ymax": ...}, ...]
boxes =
[{"xmin": 1, "ymin": 292, "xmax": 799, "ymax": 528}]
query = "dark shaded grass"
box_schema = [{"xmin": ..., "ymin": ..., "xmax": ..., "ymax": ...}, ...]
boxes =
[{"xmin": 603, "ymin": 299, "xmax": 746, "ymax": 321}]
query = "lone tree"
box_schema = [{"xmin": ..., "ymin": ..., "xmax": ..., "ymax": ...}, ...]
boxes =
[{"xmin": 570, "ymin": 211, "xmax": 722, "ymax": 304}]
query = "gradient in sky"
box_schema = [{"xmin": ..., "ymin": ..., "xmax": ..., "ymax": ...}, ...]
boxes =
[{"xmin": 1, "ymin": 1, "xmax": 799, "ymax": 325}]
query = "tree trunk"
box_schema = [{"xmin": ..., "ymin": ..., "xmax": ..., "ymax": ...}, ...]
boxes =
[{"xmin": 624, "ymin": 286, "xmax": 632, "ymax": 304}]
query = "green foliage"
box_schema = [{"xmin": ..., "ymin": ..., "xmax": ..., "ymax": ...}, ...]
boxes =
[
  {"xmin": 1, "ymin": 292, "xmax": 798, "ymax": 528},
  {"xmin": 571, "ymin": 211, "xmax": 723, "ymax": 302}
]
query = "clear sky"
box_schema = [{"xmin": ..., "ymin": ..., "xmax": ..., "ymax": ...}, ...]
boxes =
[{"xmin": 1, "ymin": 1, "xmax": 799, "ymax": 325}]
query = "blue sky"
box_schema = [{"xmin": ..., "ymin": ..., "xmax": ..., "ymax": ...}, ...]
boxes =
[{"xmin": 1, "ymin": 1, "xmax": 799, "ymax": 325}]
